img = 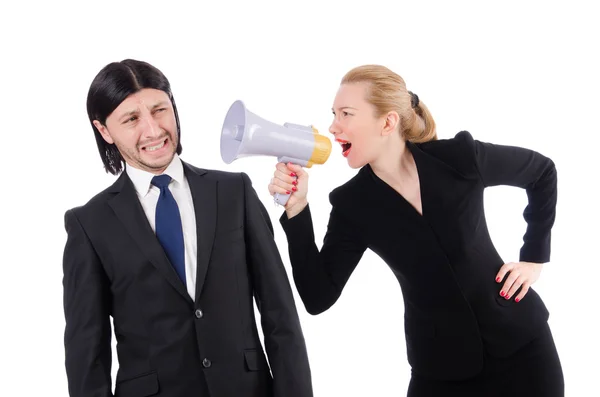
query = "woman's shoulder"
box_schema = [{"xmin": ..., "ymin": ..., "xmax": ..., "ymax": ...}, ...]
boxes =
[
  {"xmin": 415, "ymin": 130, "xmax": 479, "ymax": 177},
  {"xmin": 417, "ymin": 130, "xmax": 476, "ymax": 153},
  {"xmin": 328, "ymin": 167, "xmax": 371, "ymax": 208}
]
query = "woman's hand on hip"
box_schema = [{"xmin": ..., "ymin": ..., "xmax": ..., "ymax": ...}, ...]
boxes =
[
  {"xmin": 495, "ymin": 261, "xmax": 544, "ymax": 302},
  {"xmin": 268, "ymin": 162, "xmax": 309, "ymax": 218}
]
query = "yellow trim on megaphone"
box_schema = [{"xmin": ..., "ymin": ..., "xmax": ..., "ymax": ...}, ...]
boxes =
[{"xmin": 306, "ymin": 127, "xmax": 332, "ymax": 168}]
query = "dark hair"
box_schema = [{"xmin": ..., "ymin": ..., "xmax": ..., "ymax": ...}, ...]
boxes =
[{"xmin": 86, "ymin": 59, "xmax": 182, "ymax": 175}]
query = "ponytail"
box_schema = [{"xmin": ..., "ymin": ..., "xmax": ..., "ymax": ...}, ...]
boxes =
[{"xmin": 404, "ymin": 91, "xmax": 437, "ymax": 143}]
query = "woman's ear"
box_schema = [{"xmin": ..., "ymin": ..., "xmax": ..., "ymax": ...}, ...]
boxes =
[{"xmin": 381, "ymin": 111, "xmax": 400, "ymax": 136}]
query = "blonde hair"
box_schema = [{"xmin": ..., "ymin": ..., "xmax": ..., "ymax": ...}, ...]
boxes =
[{"xmin": 341, "ymin": 65, "xmax": 437, "ymax": 143}]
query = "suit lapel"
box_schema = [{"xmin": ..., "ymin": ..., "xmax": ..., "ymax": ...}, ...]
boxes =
[
  {"xmin": 107, "ymin": 172, "xmax": 193, "ymax": 304},
  {"xmin": 182, "ymin": 162, "xmax": 217, "ymax": 302}
]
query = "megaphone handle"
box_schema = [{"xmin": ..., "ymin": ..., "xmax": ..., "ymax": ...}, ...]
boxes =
[
  {"xmin": 274, "ymin": 156, "xmax": 302, "ymax": 205},
  {"xmin": 273, "ymin": 192, "xmax": 292, "ymax": 206}
]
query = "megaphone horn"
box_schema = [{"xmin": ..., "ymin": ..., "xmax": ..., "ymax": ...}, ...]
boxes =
[{"xmin": 220, "ymin": 100, "xmax": 332, "ymax": 206}]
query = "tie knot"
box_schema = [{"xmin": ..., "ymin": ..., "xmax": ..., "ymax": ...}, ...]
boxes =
[{"xmin": 151, "ymin": 174, "xmax": 172, "ymax": 189}]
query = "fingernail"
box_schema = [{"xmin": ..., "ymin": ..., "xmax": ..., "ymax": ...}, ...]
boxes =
[
  {"xmin": 292, "ymin": 180, "xmax": 297, "ymax": 185},
  {"xmin": 505, "ymin": 295, "xmax": 510, "ymax": 300},
  {"xmin": 286, "ymin": 191, "xmax": 291, "ymax": 194},
  {"xmin": 290, "ymin": 173, "xmax": 296, "ymax": 177},
  {"xmin": 292, "ymin": 187, "xmax": 297, "ymax": 191},
  {"xmin": 500, "ymin": 291, "xmax": 505, "ymax": 297},
  {"xmin": 515, "ymin": 297, "xmax": 520, "ymax": 303},
  {"xmin": 496, "ymin": 277, "xmax": 501, "ymax": 282}
]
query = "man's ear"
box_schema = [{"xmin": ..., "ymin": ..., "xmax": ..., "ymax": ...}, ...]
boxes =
[
  {"xmin": 381, "ymin": 111, "xmax": 400, "ymax": 137},
  {"xmin": 93, "ymin": 120, "xmax": 114, "ymax": 144}
]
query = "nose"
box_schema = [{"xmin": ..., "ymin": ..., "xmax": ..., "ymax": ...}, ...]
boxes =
[
  {"xmin": 329, "ymin": 119, "xmax": 341, "ymax": 136},
  {"xmin": 139, "ymin": 111, "xmax": 161, "ymax": 138}
]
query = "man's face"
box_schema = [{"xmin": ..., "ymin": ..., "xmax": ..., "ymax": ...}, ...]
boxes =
[{"xmin": 94, "ymin": 88, "xmax": 178, "ymax": 174}]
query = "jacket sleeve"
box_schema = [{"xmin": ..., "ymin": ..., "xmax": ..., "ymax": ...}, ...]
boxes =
[
  {"xmin": 241, "ymin": 172, "xmax": 313, "ymax": 397},
  {"xmin": 279, "ymin": 190, "xmax": 368, "ymax": 315},
  {"xmin": 460, "ymin": 131, "xmax": 558, "ymax": 263},
  {"xmin": 63, "ymin": 209, "xmax": 113, "ymax": 397}
]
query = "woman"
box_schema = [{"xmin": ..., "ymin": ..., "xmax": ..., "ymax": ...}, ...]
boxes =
[{"xmin": 267, "ymin": 65, "xmax": 563, "ymax": 396}]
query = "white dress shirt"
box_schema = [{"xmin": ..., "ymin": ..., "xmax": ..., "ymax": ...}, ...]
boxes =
[{"xmin": 126, "ymin": 155, "xmax": 197, "ymax": 300}]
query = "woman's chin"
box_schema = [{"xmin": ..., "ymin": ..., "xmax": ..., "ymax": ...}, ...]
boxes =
[{"xmin": 346, "ymin": 156, "xmax": 366, "ymax": 169}]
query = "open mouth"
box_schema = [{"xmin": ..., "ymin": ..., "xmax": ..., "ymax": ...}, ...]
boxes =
[
  {"xmin": 336, "ymin": 138, "xmax": 352, "ymax": 157},
  {"xmin": 142, "ymin": 138, "xmax": 168, "ymax": 152}
]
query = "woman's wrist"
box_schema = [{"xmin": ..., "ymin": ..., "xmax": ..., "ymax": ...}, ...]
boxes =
[{"xmin": 285, "ymin": 198, "xmax": 308, "ymax": 219}]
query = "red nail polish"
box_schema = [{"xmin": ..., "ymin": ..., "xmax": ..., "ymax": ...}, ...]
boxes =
[
  {"xmin": 290, "ymin": 173, "xmax": 296, "ymax": 177},
  {"xmin": 286, "ymin": 191, "xmax": 291, "ymax": 194},
  {"xmin": 496, "ymin": 277, "xmax": 501, "ymax": 282},
  {"xmin": 515, "ymin": 297, "xmax": 520, "ymax": 303},
  {"xmin": 500, "ymin": 291, "xmax": 505, "ymax": 297},
  {"xmin": 292, "ymin": 180, "xmax": 297, "ymax": 185},
  {"xmin": 505, "ymin": 295, "xmax": 510, "ymax": 300}
]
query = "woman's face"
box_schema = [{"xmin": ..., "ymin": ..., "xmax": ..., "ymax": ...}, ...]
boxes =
[{"xmin": 329, "ymin": 82, "xmax": 392, "ymax": 169}]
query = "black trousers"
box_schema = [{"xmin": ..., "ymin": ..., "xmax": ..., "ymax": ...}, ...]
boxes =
[{"xmin": 407, "ymin": 322, "xmax": 564, "ymax": 397}]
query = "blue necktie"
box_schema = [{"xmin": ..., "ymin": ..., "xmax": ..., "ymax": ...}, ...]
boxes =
[{"xmin": 151, "ymin": 175, "xmax": 186, "ymax": 286}]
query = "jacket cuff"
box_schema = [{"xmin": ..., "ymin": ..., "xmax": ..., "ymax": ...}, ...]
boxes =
[
  {"xmin": 279, "ymin": 204, "xmax": 314, "ymax": 241},
  {"xmin": 519, "ymin": 240, "xmax": 551, "ymax": 264}
]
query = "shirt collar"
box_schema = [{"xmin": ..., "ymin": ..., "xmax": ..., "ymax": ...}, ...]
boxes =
[{"xmin": 126, "ymin": 154, "xmax": 184, "ymax": 197}]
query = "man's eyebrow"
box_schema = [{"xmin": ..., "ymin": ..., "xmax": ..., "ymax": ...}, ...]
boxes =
[
  {"xmin": 152, "ymin": 100, "xmax": 169, "ymax": 109},
  {"xmin": 119, "ymin": 108, "xmax": 139, "ymax": 119}
]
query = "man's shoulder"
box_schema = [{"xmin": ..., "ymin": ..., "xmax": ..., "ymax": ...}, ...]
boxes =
[
  {"xmin": 65, "ymin": 176, "xmax": 123, "ymax": 220},
  {"xmin": 183, "ymin": 161, "xmax": 246, "ymax": 182}
]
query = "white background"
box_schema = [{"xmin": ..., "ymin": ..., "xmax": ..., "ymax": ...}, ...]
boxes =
[{"xmin": 1, "ymin": 1, "xmax": 598, "ymax": 396}]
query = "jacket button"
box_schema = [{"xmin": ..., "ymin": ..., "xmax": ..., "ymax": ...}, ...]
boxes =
[
  {"xmin": 195, "ymin": 309, "xmax": 203, "ymax": 319},
  {"xmin": 202, "ymin": 358, "xmax": 212, "ymax": 368}
]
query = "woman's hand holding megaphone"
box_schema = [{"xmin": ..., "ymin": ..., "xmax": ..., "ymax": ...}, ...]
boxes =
[{"xmin": 268, "ymin": 162, "xmax": 309, "ymax": 219}]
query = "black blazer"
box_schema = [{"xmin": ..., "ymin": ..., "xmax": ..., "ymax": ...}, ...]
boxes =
[
  {"xmin": 62, "ymin": 161, "xmax": 313, "ymax": 397},
  {"xmin": 279, "ymin": 131, "xmax": 557, "ymax": 381}
]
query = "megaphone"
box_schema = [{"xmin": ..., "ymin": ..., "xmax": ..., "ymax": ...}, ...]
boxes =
[{"xmin": 220, "ymin": 100, "xmax": 332, "ymax": 205}]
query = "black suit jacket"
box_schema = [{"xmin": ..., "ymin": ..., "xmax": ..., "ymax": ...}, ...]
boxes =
[
  {"xmin": 279, "ymin": 131, "xmax": 557, "ymax": 381},
  {"xmin": 62, "ymin": 161, "xmax": 313, "ymax": 397}
]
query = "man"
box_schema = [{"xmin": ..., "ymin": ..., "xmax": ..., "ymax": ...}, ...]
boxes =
[{"xmin": 62, "ymin": 59, "xmax": 313, "ymax": 397}]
